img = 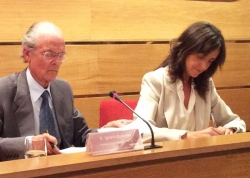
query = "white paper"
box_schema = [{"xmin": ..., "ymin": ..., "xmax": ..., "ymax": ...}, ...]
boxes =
[
  {"xmin": 98, "ymin": 119, "xmax": 159, "ymax": 134},
  {"xmin": 60, "ymin": 147, "xmax": 86, "ymax": 154}
]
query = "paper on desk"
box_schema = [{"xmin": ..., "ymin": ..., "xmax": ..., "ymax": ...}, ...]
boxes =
[
  {"xmin": 98, "ymin": 119, "xmax": 159, "ymax": 134},
  {"xmin": 60, "ymin": 147, "xmax": 86, "ymax": 154}
]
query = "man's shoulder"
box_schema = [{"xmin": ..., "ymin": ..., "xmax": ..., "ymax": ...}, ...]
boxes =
[
  {"xmin": 53, "ymin": 77, "xmax": 66, "ymax": 82},
  {"xmin": 0, "ymin": 72, "xmax": 20, "ymax": 81},
  {"xmin": 51, "ymin": 78, "xmax": 73, "ymax": 98},
  {"xmin": 53, "ymin": 78, "xmax": 69, "ymax": 85},
  {"xmin": 0, "ymin": 72, "xmax": 21, "ymax": 87},
  {"xmin": 0, "ymin": 72, "xmax": 22, "ymax": 98},
  {"xmin": 51, "ymin": 78, "xmax": 71, "ymax": 90}
]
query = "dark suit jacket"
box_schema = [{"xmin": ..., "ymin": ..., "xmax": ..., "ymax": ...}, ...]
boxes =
[{"xmin": 0, "ymin": 70, "xmax": 95, "ymax": 161}]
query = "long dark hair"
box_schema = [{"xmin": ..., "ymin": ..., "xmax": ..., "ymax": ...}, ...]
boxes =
[{"xmin": 157, "ymin": 21, "xmax": 226, "ymax": 100}]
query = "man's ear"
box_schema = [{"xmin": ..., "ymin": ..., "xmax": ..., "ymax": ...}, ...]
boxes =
[{"xmin": 23, "ymin": 47, "xmax": 31, "ymax": 62}]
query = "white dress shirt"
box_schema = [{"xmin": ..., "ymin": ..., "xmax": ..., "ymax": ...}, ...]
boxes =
[
  {"xmin": 26, "ymin": 68, "xmax": 59, "ymax": 137},
  {"xmin": 176, "ymin": 79, "xmax": 195, "ymax": 131}
]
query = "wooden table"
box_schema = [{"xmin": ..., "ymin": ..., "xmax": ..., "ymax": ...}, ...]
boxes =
[{"xmin": 1, "ymin": 132, "xmax": 250, "ymax": 178}]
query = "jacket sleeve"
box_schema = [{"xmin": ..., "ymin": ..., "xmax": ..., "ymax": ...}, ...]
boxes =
[
  {"xmin": 72, "ymin": 108, "xmax": 97, "ymax": 147},
  {"xmin": 210, "ymin": 80, "xmax": 246, "ymax": 132},
  {"xmin": 0, "ymin": 137, "xmax": 26, "ymax": 161},
  {"xmin": 0, "ymin": 103, "xmax": 26, "ymax": 161}
]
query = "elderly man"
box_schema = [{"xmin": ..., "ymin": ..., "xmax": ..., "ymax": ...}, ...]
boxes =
[{"xmin": 0, "ymin": 21, "xmax": 128, "ymax": 161}]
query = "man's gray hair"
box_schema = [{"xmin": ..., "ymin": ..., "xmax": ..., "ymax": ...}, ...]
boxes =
[{"xmin": 20, "ymin": 21, "xmax": 63, "ymax": 58}]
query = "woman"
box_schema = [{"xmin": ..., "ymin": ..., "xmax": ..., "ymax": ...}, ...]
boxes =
[{"xmin": 134, "ymin": 21, "xmax": 246, "ymax": 141}]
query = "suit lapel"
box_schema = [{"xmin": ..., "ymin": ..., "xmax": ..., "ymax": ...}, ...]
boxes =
[
  {"xmin": 164, "ymin": 80, "xmax": 177, "ymax": 128},
  {"xmin": 194, "ymin": 92, "xmax": 205, "ymax": 130},
  {"xmin": 50, "ymin": 81, "xmax": 72, "ymax": 148},
  {"xmin": 164, "ymin": 75, "xmax": 175, "ymax": 93},
  {"xmin": 50, "ymin": 82, "xmax": 65, "ymax": 133},
  {"xmin": 14, "ymin": 70, "xmax": 35, "ymax": 136}
]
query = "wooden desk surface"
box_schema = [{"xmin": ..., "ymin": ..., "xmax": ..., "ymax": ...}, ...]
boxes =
[{"xmin": 1, "ymin": 132, "xmax": 250, "ymax": 178}]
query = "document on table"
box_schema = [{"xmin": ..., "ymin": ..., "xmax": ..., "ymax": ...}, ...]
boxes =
[{"xmin": 60, "ymin": 147, "xmax": 86, "ymax": 154}]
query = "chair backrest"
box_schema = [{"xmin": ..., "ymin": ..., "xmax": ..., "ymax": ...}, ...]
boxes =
[{"xmin": 99, "ymin": 99, "xmax": 138, "ymax": 127}]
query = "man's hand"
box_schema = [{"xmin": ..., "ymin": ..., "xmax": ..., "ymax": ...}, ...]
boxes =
[{"xmin": 33, "ymin": 133, "xmax": 60, "ymax": 155}]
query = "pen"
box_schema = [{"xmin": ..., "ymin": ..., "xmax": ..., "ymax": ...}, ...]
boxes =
[
  {"xmin": 46, "ymin": 130, "xmax": 55, "ymax": 149},
  {"xmin": 210, "ymin": 113, "xmax": 216, "ymax": 128}
]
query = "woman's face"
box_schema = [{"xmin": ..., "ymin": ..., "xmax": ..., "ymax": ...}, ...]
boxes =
[{"xmin": 185, "ymin": 48, "xmax": 220, "ymax": 78}]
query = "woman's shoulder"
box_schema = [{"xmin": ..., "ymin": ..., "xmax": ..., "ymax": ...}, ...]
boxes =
[
  {"xmin": 141, "ymin": 67, "xmax": 170, "ymax": 89},
  {"xmin": 143, "ymin": 67, "xmax": 168, "ymax": 80},
  {"xmin": 208, "ymin": 78, "xmax": 215, "ymax": 87}
]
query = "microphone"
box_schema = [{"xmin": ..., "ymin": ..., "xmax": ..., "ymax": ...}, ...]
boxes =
[{"xmin": 109, "ymin": 91, "xmax": 162, "ymax": 150}]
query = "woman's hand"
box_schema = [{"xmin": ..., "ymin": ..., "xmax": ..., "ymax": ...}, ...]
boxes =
[{"xmin": 181, "ymin": 126, "xmax": 234, "ymax": 139}]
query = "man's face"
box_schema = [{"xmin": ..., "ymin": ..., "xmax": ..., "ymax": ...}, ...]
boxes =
[{"xmin": 24, "ymin": 35, "xmax": 65, "ymax": 87}]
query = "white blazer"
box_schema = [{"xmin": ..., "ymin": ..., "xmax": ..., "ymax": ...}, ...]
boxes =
[{"xmin": 134, "ymin": 67, "xmax": 246, "ymax": 142}]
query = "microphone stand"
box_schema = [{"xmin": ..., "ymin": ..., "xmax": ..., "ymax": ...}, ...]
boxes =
[{"xmin": 110, "ymin": 91, "xmax": 162, "ymax": 150}]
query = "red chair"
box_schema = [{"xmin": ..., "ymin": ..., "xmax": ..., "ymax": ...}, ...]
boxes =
[{"xmin": 99, "ymin": 99, "xmax": 138, "ymax": 127}]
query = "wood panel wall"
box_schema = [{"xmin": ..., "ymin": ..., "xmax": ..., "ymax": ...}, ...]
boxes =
[
  {"xmin": 0, "ymin": 0, "xmax": 249, "ymax": 130},
  {"xmin": 1, "ymin": 0, "xmax": 250, "ymax": 41}
]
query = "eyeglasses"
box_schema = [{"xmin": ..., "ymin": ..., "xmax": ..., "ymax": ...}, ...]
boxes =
[{"xmin": 41, "ymin": 51, "xmax": 67, "ymax": 62}]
